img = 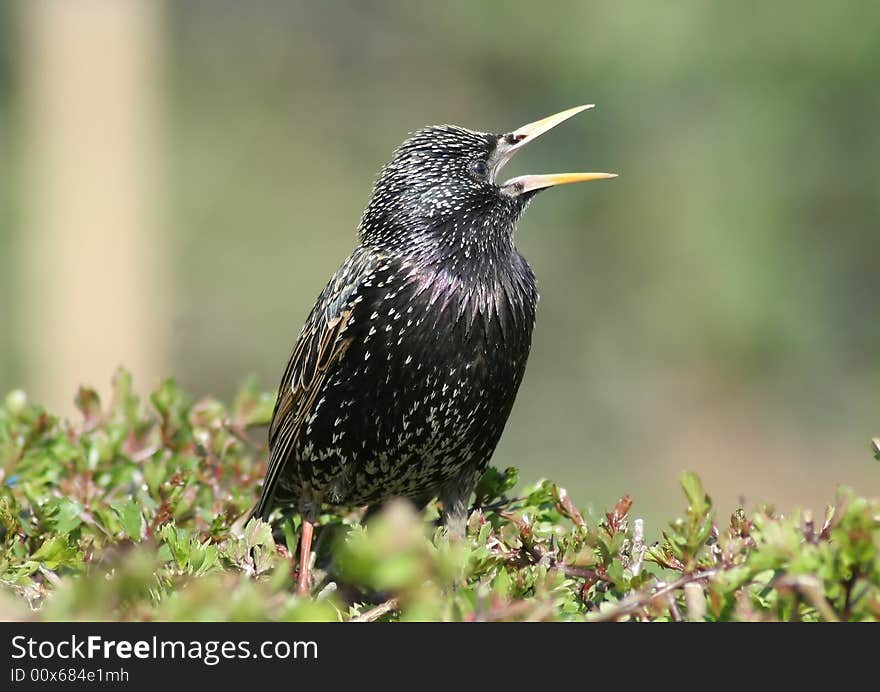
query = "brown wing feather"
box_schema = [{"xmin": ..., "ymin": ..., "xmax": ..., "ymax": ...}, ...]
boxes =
[
  {"xmin": 252, "ymin": 307, "xmax": 353, "ymax": 520},
  {"xmin": 251, "ymin": 248, "xmax": 387, "ymax": 521}
]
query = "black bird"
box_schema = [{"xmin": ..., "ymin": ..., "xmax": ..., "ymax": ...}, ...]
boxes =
[{"xmin": 252, "ymin": 105, "xmax": 615, "ymax": 594}]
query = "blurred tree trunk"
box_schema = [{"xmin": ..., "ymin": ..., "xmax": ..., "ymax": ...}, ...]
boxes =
[{"xmin": 19, "ymin": 0, "xmax": 166, "ymax": 412}]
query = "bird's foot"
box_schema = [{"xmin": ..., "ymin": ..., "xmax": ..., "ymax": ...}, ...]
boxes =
[{"xmin": 296, "ymin": 519, "xmax": 315, "ymax": 596}]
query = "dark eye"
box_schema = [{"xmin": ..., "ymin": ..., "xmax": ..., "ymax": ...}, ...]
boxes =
[{"xmin": 469, "ymin": 159, "xmax": 489, "ymax": 180}]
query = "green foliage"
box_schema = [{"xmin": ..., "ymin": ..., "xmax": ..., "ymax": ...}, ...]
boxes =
[{"xmin": 1, "ymin": 372, "xmax": 878, "ymax": 622}]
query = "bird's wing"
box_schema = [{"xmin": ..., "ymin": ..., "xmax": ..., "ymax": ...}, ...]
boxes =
[{"xmin": 252, "ymin": 249, "xmax": 384, "ymax": 520}]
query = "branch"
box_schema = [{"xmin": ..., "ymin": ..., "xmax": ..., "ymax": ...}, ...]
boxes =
[
  {"xmin": 776, "ymin": 575, "xmax": 839, "ymax": 622},
  {"xmin": 350, "ymin": 598, "xmax": 400, "ymax": 623},
  {"xmin": 629, "ymin": 517, "xmax": 646, "ymax": 577},
  {"xmin": 474, "ymin": 495, "xmax": 527, "ymax": 513},
  {"xmin": 683, "ymin": 581, "xmax": 707, "ymax": 621},
  {"xmin": 588, "ymin": 569, "xmax": 718, "ymax": 622},
  {"xmin": 508, "ymin": 540, "xmax": 608, "ymax": 585},
  {"xmin": 666, "ymin": 593, "xmax": 683, "ymax": 622}
]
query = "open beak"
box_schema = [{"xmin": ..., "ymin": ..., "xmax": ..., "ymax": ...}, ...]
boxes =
[{"xmin": 495, "ymin": 104, "xmax": 617, "ymax": 196}]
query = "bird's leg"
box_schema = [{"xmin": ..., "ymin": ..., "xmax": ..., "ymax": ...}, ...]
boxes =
[
  {"xmin": 440, "ymin": 470, "xmax": 480, "ymax": 539},
  {"xmin": 297, "ymin": 519, "xmax": 315, "ymax": 596},
  {"xmin": 442, "ymin": 505, "xmax": 468, "ymax": 540}
]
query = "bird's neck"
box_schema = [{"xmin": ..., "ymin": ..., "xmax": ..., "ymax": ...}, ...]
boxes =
[
  {"xmin": 360, "ymin": 201, "xmax": 530, "ymax": 277},
  {"xmin": 421, "ymin": 215, "xmax": 518, "ymax": 271}
]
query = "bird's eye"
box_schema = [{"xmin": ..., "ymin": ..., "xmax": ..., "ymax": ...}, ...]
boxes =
[{"xmin": 469, "ymin": 159, "xmax": 489, "ymax": 180}]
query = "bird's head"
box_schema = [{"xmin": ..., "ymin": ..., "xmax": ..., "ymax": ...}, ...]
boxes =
[{"xmin": 359, "ymin": 105, "xmax": 616, "ymax": 253}]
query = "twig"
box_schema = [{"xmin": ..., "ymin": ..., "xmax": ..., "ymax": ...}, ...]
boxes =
[
  {"xmin": 776, "ymin": 575, "xmax": 839, "ymax": 622},
  {"xmin": 350, "ymin": 598, "xmax": 400, "ymax": 623},
  {"xmin": 588, "ymin": 569, "xmax": 718, "ymax": 622},
  {"xmin": 557, "ymin": 564, "xmax": 604, "ymax": 581},
  {"xmin": 508, "ymin": 542, "xmax": 608, "ymax": 585},
  {"xmin": 555, "ymin": 487, "xmax": 586, "ymax": 528},
  {"xmin": 630, "ymin": 518, "xmax": 646, "ymax": 577},
  {"xmin": 475, "ymin": 496, "xmax": 526, "ymax": 513},
  {"xmin": 684, "ymin": 582, "xmax": 706, "ymax": 621},
  {"xmin": 225, "ymin": 420, "xmax": 265, "ymax": 450}
]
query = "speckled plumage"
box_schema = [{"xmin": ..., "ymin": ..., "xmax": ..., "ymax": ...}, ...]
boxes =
[{"xmin": 254, "ymin": 123, "xmax": 564, "ymax": 533}]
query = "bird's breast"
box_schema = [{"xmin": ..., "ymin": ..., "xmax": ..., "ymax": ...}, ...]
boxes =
[{"xmin": 295, "ymin": 254, "xmax": 537, "ymax": 505}]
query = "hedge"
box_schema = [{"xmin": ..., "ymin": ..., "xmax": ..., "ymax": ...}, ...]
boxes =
[{"xmin": 1, "ymin": 370, "xmax": 877, "ymax": 621}]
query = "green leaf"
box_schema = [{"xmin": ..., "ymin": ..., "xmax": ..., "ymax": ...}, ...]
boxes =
[
  {"xmin": 114, "ymin": 500, "xmax": 144, "ymax": 541},
  {"xmin": 30, "ymin": 535, "xmax": 81, "ymax": 569},
  {"xmin": 680, "ymin": 471, "xmax": 710, "ymax": 515},
  {"xmin": 474, "ymin": 466, "xmax": 519, "ymax": 506},
  {"xmin": 48, "ymin": 498, "xmax": 84, "ymax": 535}
]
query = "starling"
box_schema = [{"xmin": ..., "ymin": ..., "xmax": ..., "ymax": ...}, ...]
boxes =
[{"xmin": 252, "ymin": 105, "xmax": 616, "ymax": 594}]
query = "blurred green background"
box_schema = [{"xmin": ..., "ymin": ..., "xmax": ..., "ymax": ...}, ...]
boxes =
[{"xmin": 1, "ymin": 1, "xmax": 877, "ymax": 527}]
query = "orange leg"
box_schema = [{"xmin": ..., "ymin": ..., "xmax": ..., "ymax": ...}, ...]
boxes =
[{"xmin": 297, "ymin": 519, "xmax": 314, "ymax": 596}]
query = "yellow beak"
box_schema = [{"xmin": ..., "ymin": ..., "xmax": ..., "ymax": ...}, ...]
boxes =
[
  {"xmin": 507, "ymin": 104, "xmax": 596, "ymax": 149},
  {"xmin": 502, "ymin": 171, "xmax": 618, "ymax": 194},
  {"xmin": 497, "ymin": 105, "xmax": 617, "ymax": 195}
]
